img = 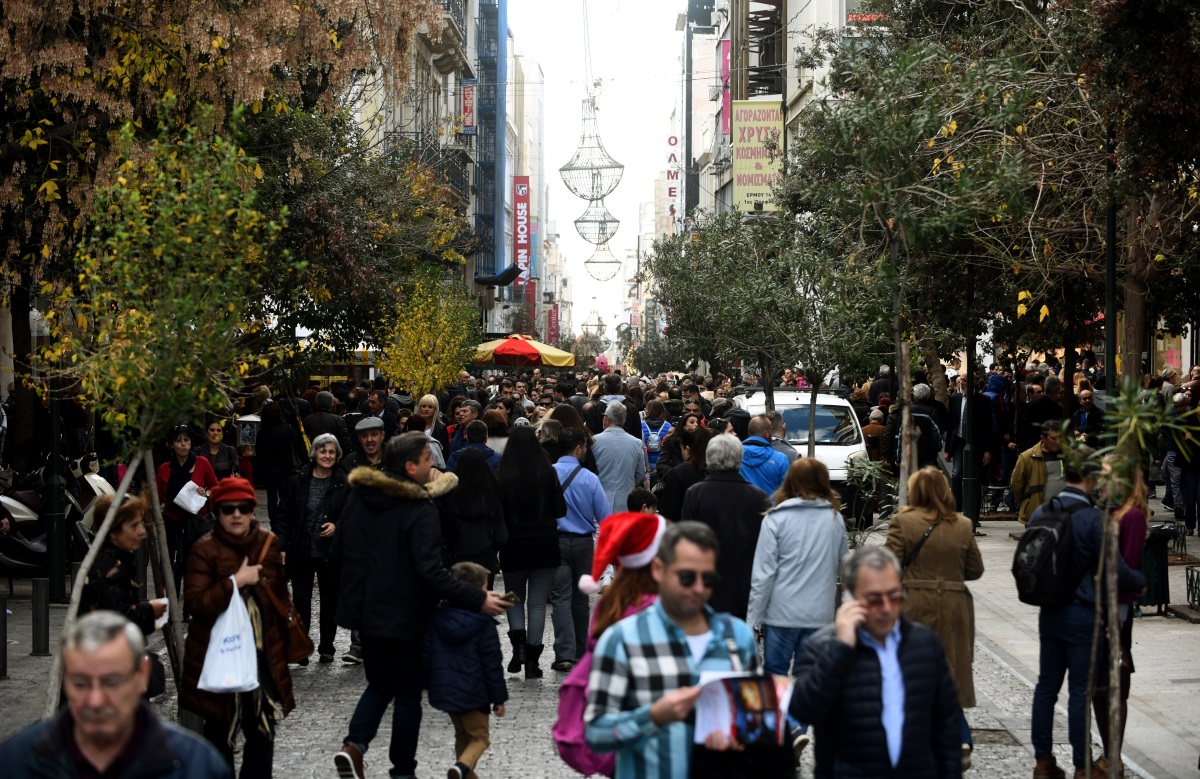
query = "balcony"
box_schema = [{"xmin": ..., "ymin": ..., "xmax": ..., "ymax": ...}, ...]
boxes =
[{"xmin": 419, "ymin": 0, "xmax": 471, "ymax": 76}]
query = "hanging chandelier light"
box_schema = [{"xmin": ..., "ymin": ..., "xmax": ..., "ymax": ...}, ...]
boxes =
[
  {"xmin": 583, "ymin": 241, "xmax": 621, "ymax": 283},
  {"xmin": 574, "ymin": 199, "xmax": 620, "ymax": 245},
  {"xmin": 559, "ymin": 96, "xmax": 624, "ymax": 201}
]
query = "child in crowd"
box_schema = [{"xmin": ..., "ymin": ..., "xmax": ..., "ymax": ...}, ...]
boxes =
[
  {"xmin": 626, "ymin": 487, "xmax": 658, "ymax": 515},
  {"xmin": 423, "ymin": 562, "xmax": 508, "ymax": 779}
]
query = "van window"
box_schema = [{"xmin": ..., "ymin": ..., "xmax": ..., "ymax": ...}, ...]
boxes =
[{"xmin": 781, "ymin": 406, "xmax": 862, "ymax": 445}]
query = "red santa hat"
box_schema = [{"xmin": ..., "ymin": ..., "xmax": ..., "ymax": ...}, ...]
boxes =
[{"xmin": 578, "ymin": 512, "xmax": 667, "ymax": 595}]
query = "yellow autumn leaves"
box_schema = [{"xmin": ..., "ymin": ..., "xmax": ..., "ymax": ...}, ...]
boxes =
[{"xmin": 1016, "ymin": 290, "xmax": 1050, "ymax": 322}]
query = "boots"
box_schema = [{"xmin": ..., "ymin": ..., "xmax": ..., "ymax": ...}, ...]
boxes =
[
  {"xmin": 1033, "ymin": 754, "xmax": 1066, "ymax": 779},
  {"xmin": 507, "ymin": 630, "xmax": 526, "ymax": 673},
  {"xmin": 525, "ymin": 644, "xmax": 544, "ymax": 679}
]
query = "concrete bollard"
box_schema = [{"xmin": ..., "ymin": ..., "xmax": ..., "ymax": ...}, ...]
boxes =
[
  {"xmin": 31, "ymin": 578, "xmax": 50, "ymax": 657},
  {"xmin": 0, "ymin": 595, "xmax": 7, "ymax": 678}
]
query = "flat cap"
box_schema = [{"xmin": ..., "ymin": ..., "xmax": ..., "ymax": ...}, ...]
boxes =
[{"xmin": 355, "ymin": 416, "xmax": 384, "ymax": 432}]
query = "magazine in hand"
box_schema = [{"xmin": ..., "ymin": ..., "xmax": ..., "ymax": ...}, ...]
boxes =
[{"xmin": 692, "ymin": 671, "xmax": 794, "ymax": 746}]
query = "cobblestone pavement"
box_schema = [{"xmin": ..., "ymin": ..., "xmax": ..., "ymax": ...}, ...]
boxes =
[{"xmin": 5, "ymin": 493, "xmax": 1199, "ymax": 777}]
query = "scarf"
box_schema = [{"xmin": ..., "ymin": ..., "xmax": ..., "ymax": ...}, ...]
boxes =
[{"xmin": 166, "ymin": 451, "xmax": 197, "ymax": 504}]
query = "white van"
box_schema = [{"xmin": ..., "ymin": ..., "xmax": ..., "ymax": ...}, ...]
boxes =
[{"xmin": 732, "ymin": 389, "xmax": 866, "ymax": 485}]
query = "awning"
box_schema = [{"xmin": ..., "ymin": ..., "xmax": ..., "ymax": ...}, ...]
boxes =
[{"xmin": 474, "ymin": 264, "xmax": 523, "ymax": 287}]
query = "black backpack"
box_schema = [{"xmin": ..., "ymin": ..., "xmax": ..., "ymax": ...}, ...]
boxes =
[{"xmin": 1011, "ymin": 498, "xmax": 1087, "ymax": 606}]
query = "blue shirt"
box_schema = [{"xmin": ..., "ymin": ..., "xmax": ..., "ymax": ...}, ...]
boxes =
[
  {"xmin": 858, "ymin": 620, "xmax": 905, "ymax": 768},
  {"xmin": 553, "ymin": 456, "xmax": 610, "ymax": 534}
]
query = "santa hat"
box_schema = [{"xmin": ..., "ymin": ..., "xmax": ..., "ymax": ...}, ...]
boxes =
[{"xmin": 578, "ymin": 512, "xmax": 667, "ymax": 595}]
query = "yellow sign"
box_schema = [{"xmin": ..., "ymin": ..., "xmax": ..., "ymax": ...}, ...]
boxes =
[{"xmin": 731, "ymin": 100, "xmax": 783, "ymax": 212}]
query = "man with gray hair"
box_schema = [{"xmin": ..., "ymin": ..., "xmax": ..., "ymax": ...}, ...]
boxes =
[
  {"xmin": 0, "ymin": 612, "xmax": 229, "ymax": 777},
  {"xmin": 590, "ymin": 401, "xmax": 648, "ymax": 513},
  {"xmin": 681, "ymin": 434, "xmax": 770, "ymax": 620},
  {"xmin": 788, "ymin": 547, "xmax": 962, "ymax": 777},
  {"xmin": 448, "ymin": 399, "xmax": 482, "ymax": 457},
  {"xmin": 870, "ymin": 364, "xmax": 897, "ymax": 405},
  {"xmin": 304, "ymin": 390, "xmax": 352, "ymax": 456}
]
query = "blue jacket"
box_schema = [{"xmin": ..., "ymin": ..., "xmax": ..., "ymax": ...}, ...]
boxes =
[
  {"xmin": 448, "ymin": 441, "xmax": 502, "ymax": 470},
  {"xmin": 0, "ymin": 701, "xmax": 231, "ymax": 778},
  {"xmin": 422, "ymin": 603, "xmax": 509, "ymax": 713},
  {"xmin": 739, "ymin": 437, "xmax": 790, "ymax": 494}
]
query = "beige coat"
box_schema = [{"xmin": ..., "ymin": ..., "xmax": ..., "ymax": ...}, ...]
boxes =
[{"xmin": 885, "ymin": 509, "xmax": 984, "ymax": 708}]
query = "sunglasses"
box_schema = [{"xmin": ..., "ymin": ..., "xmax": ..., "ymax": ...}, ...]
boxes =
[
  {"xmin": 539, "ymin": 402, "xmax": 555, "ymax": 407},
  {"xmin": 676, "ymin": 570, "xmax": 720, "ymax": 588},
  {"xmin": 861, "ymin": 590, "xmax": 905, "ymax": 608},
  {"xmin": 217, "ymin": 503, "xmax": 255, "ymax": 516}
]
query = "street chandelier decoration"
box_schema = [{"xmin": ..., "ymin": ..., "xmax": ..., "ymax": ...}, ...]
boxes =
[{"xmin": 561, "ymin": 81, "xmax": 624, "ymax": 282}]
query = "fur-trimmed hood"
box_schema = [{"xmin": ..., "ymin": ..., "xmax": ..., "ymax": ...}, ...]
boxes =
[{"xmin": 348, "ymin": 466, "xmax": 459, "ymax": 500}]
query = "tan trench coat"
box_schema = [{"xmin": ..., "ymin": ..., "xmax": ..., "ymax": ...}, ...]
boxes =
[{"xmin": 885, "ymin": 509, "xmax": 984, "ymax": 708}]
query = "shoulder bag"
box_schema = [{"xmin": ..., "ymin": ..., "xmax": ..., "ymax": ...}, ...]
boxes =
[{"xmin": 254, "ymin": 531, "xmax": 315, "ymax": 663}]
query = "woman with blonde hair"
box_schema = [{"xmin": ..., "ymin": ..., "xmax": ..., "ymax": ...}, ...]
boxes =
[
  {"xmin": 416, "ymin": 393, "xmax": 449, "ymax": 451},
  {"xmin": 885, "ymin": 466, "xmax": 983, "ymax": 767}
]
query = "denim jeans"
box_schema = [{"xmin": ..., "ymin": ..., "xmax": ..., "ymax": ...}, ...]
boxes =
[
  {"xmin": 1031, "ymin": 602, "xmax": 1105, "ymax": 768},
  {"xmin": 345, "ymin": 636, "xmax": 424, "ymax": 778},
  {"xmin": 503, "ymin": 567, "xmax": 556, "ymax": 645},
  {"xmin": 551, "ymin": 535, "xmax": 594, "ymax": 663},
  {"xmin": 763, "ymin": 625, "xmax": 817, "ymax": 735},
  {"xmin": 1163, "ymin": 451, "xmax": 1180, "ymax": 509}
]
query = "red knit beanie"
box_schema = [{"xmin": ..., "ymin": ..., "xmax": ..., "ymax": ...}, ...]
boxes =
[
  {"xmin": 578, "ymin": 512, "xmax": 666, "ymax": 594},
  {"xmin": 208, "ymin": 477, "xmax": 257, "ymax": 506}
]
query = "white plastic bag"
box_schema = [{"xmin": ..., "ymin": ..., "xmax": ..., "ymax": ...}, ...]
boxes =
[{"xmin": 197, "ymin": 576, "xmax": 259, "ymax": 693}]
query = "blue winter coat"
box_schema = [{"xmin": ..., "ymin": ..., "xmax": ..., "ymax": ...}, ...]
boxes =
[
  {"xmin": 739, "ymin": 436, "xmax": 790, "ymax": 494},
  {"xmin": 448, "ymin": 441, "xmax": 502, "ymax": 471},
  {"xmin": 422, "ymin": 603, "xmax": 509, "ymax": 713}
]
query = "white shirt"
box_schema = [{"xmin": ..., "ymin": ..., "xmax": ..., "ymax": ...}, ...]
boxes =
[{"xmin": 685, "ymin": 631, "xmax": 713, "ymax": 664}]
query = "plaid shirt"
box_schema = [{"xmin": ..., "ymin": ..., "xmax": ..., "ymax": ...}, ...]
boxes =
[{"xmin": 585, "ymin": 600, "xmax": 760, "ymax": 778}]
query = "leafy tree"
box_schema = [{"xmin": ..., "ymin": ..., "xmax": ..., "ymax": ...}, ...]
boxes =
[
  {"xmin": 375, "ymin": 272, "xmax": 481, "ymax": 397},
  {"xmin": 629, "ymin": 326, "xmax": 692, "ymax": 378},
  {"xmin": 503, "ymin": 299, "xmax": 541, "ymax": 339}
]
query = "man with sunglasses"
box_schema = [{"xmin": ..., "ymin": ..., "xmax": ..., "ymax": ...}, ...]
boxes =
[
  {"xmin": 585, "ymin": 521, "xmax": 762, "ymax": 778},
  {"xmin": 1, "ymin": 611, "xmax": 229, "ymax": 778},
  {"xmin": 788, "ymin": 547, "xmax": 962, "ymax": 778}
]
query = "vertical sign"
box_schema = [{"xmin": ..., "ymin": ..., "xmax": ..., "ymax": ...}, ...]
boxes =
[
  {"xmin": 731, "ymin": 100, "xmax": 783, "ymax": 212},
  {"xmin": 525, "ymin": 217, "xmax": 539, "ymax": 307},
  {"xmin": 461, "ymin": 79, "xmax": 477, "ymax": 135},
  {"xmin": 721, "ymin": 40, "xmax": 731, "ymax": 135},
  {"xmin": 547, "ymin": 304, "xmax": 560, "ymax": 344},
  {"xmin": 513, "ymin": 175, "xmax": 531, "ymax": 286}
]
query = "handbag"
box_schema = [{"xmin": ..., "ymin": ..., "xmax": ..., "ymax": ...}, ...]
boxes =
[
  {"xmin": 197, "ymin": 576, "xmax": 260, "ymax": 693},
  {"xmin": 254, "ymin": 531, "xmax": 315, "ymax": 663}
]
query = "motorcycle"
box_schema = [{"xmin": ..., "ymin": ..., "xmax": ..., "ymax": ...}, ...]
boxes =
[{"xmin": 0, "ymin": 453, "xmax": 115, "ymax": 585}]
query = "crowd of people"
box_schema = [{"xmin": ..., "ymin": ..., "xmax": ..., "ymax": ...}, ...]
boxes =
[{"xmin": 0, "ymin": 358, "xmax": 1181, "ymax": 779}]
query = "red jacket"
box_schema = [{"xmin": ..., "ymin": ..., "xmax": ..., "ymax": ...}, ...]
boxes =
[{"xmin": 156, "ymin": 456, "xmax": 219, "ymax": 521}]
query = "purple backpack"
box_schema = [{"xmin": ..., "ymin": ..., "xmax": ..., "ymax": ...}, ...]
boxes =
[{"xmin": 552, "ymin": 594, "xmax": 657, "ymax": 777}]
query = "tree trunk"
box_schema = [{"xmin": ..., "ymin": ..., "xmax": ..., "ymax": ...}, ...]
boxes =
[
  {"xmin": 807, "ymin": 385, "xmax": 818, "ymax": 459},
  {"xmin": 9, "ymin": 283, "xmax": 34, "ymax": 470},
  {"xmin": 760, "ymin": 353, "xmax": 775, "ymax": 412},
  {"xmin": 143, "ymin": 450, "xmax": 186, "ymax": 689},
  {"xmin": 1120, "ymin": 273, "xmax": 1148, "ymax": 384},
  {"xmin": 1104, "ymin": 504, "xmax": 1122, "ymax": 777},
  {"xmin": 921, "ymin": 336, "xmax": 949, "ymax": 407},
  {"xmin": 45, "ymin": 455, "xmax": 143, "ymax": 716},
  {"xmin": 899, "ymin": 342, "xmax": 914, "ymax": 504}
]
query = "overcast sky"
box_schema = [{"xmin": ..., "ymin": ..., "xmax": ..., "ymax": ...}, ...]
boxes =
[{"xmin": 508, "ymin": 0, "xmax": 685, "ymax": 337}]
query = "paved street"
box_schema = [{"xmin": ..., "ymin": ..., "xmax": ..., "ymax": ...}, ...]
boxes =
[{"xmin": 3, "ymin": 498, "xmax": 1199, "ymax": 777}]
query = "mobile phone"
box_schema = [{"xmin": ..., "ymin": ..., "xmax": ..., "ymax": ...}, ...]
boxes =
[{"xmin": 501, "ymin": 591, "xmax": 521, "ymax": 604}]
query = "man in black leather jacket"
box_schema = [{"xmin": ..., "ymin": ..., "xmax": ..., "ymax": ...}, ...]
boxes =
[{"xmin": 789, "ymin": 547, "xmax": 962, "ymax": 778}]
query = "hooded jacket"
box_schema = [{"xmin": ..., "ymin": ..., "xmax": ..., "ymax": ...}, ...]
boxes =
[
  {"xmin": 739, "ymin": 436, "xmax": 790, "ymax": 494},
  {"xmin": 747, "ymin": 498, "xmax": 847, "ymax": 630},
  {"xmin": 332, "ymin": 468, "xmax": 485, "ymax": 642},
  {"xmin": 422, "ymin": 604, "xmax": 509, "ymax": 713}
]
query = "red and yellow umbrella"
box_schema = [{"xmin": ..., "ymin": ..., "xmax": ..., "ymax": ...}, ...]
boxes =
[{"xmin": 473, "ymin": 334, "xmax": 576, "ymax": 367}]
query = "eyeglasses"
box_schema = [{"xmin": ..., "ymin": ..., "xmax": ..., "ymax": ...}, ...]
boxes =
[
  {"xmin": 217, "ymin": 503, "xmax": 255, "ymax": 516},
  {"xmin": 65, "ymin": 668, "xmax": 140, "ymax": 695},
  {"xmin": 861, "ymin": 590, "xmax": 905, "ymax": 608},
  {"xmin": 676, "ymin": 570, "xmax": 720, "ymax": 588}
]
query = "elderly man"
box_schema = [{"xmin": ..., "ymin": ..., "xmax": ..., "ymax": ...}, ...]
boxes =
[
  {"xmin": 591, "ymin": 402, "xmax": 648, "ymax": 514},
  {"xmin": 789, "ymin": 547, "xmax": 963, "ymax": 778},
  {"xmin": 448, "ymin": 399, "xmax": 482, "ymax": 456},
  {"xmin": 680, "ymin": 434, "xmax": 770, "ymax": 621},
  {"xmin": 1069, "ymin": 389, "xmax": 1106, "ymax": 448},
  {"xmin": 0, "ymin": 611, "xmax": 229, "ymax": 778}
]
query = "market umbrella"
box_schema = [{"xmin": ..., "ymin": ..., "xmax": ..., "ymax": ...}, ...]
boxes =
[{"xmin": 473, "ymin": 334, "xmax": 576, "ymax": 368}]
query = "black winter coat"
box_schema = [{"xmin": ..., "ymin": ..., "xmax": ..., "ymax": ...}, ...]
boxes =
[
  {"xmin": 302, "ymin": 411, "xmax": 351, "ymax": 456},
  {"xmin": 679, "ymin": 470, "xmax": 769, "ymax": 620},
  {"xmin": 332, "ymin": 468, "xmax": 486, "ymax": 642},
  {"xmin": 422, "ymin": 604, "xmax": 508, "ymax": 713},
  {"xmin": 274, "ymin": 464, "xmax": 347, "ymax": 559},
  {"xmin": 80, "ymin": 540, "xmax": 156, "ymax": 637},
  {"xmin": 789, "ymin": 618, "xmax": 962, "ymax": 779}
]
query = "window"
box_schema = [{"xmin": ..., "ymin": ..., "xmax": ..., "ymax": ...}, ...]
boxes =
[{"xmin": 781, "ymin": 406, "xmax": 861, "ymax": 445}]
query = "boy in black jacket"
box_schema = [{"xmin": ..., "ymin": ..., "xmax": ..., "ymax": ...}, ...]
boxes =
[{"xmin": 424, "ymin": 562, "xmax": 509, "ymax": 779}]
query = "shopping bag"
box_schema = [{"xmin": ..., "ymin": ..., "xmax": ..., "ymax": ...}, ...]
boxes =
[{"xmin": 197, "ymin": 576, "xmax": 260, "ymax": 693}]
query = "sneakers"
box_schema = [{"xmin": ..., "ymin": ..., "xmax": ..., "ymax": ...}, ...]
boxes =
[
  {"xmin": 447, "ymin": 762, "xmax": 470, "ymax": 779},
  {"xmin": 961, "ymin": 743, "xmax": 972, "ymax": 772},
  {"xmin": 1033, "ymin": 754, "xmax": 1066, "ymax": 779},
  {"xmin": 334, "ymin": 743, "xmax": 365, "ymax": 779},
  {"xmin": 792, "ymin": 731, "xmax": 810, "ymax": 761},
  {"xmin": 343, "ymin": 646, "xmax": 363, "ymax": 664}
]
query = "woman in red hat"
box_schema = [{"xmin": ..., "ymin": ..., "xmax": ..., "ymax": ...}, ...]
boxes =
[{"xmin": 181, "ymin": 477, "xmax": 296, "ymax": 778}]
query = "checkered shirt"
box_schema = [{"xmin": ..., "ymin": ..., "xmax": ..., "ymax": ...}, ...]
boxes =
[{"xmin": 584, "ymin": 599, "xmax": 760, "ymax": 779}]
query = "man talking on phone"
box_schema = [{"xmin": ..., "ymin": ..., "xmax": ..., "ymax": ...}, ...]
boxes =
[{"xmin": 788, "ymin": 547, "xmax": 962, "ymax": 778}]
